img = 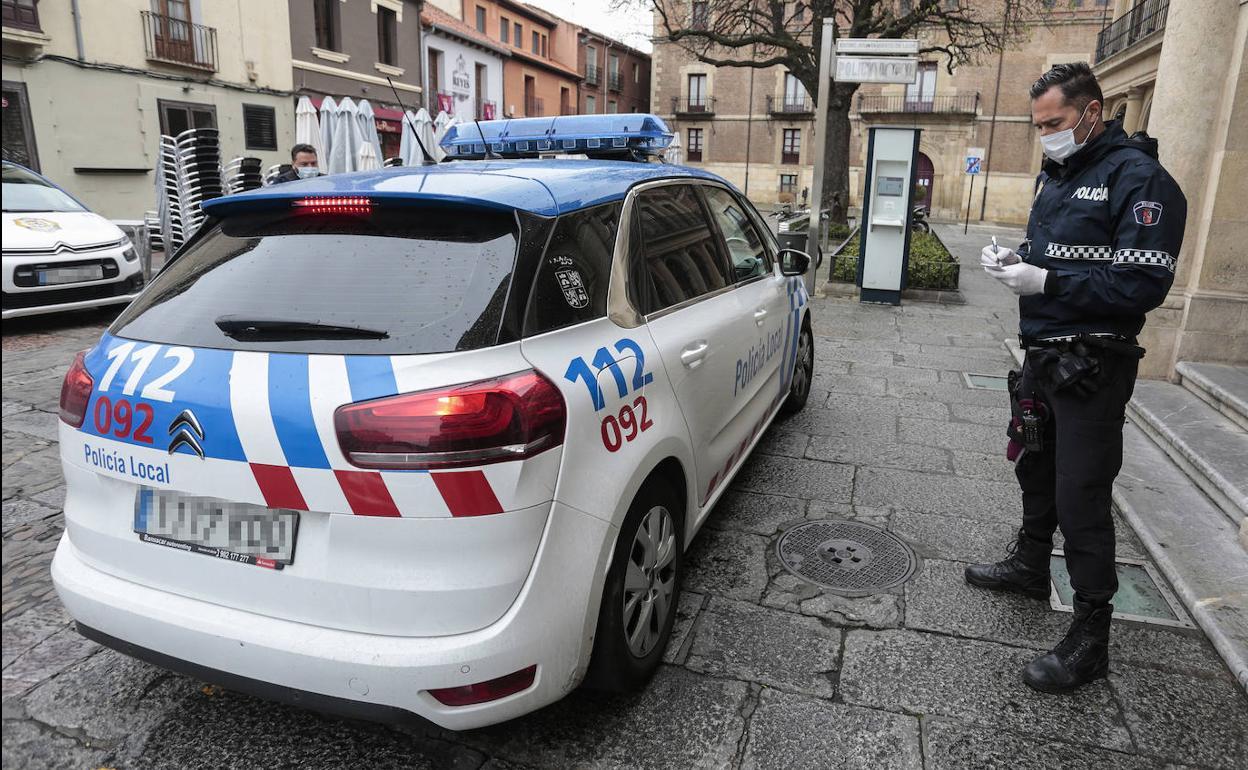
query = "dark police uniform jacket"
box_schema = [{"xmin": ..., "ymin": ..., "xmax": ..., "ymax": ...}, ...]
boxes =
[{"xmin": 1018, "ymin": 120, "xmax": 1186, "ymax": 341}]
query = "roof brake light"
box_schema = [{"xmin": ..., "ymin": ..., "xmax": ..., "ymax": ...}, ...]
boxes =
[{"xmin": 291, "ymin": 196, "xmax": 372, "ymax": 215}]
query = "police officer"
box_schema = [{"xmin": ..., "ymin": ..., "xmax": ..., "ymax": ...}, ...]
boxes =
[
  {"xmin": 272, "ymin": 144, "xmax": 324, "ymax": 184},
  {"xmin": 966, "ymin": 62, "xmax": 1186, "ymax": 693}
]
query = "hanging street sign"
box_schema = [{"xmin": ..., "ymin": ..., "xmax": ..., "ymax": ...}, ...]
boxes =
[
  {"xmin": 835, "ymin": 38, "xmax": 920, "ymax": 56},
  {"xmin": 835, "ymin": 56, "xmax": 919, "ymax": 84}
]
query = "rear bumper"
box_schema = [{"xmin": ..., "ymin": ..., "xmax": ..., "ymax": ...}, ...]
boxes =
[{"xmin": 51, "ymin": 500, "xmax": 617, "ymax": 730}]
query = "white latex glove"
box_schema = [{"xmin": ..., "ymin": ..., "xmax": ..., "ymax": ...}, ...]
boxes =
[
  {"xmin": 980, "ymin": 244, "xmax": 1021, "ymax": 269},
  {"xmin": 985, "ymin": 261, "xmax": 1048, "ymax": 296}
]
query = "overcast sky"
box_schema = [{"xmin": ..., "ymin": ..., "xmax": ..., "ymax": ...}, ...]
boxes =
[{"xmin": 527, "ymin": 0, "xmax": 655, "ymax": 52}]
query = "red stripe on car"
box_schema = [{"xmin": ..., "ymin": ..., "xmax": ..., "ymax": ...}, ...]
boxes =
[
  {"xmin": 432, "ymin": 471, "xmax": 504, "ymax": 517},
  {"xmin": 249, "ymin": 463, "xmax": 309, "ymax": 511},
  {"xmin": 335, "ymin": 470, "xmax": 402, "ymax": 517}
]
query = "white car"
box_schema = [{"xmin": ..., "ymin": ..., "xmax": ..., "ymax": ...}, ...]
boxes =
[
  {"xmin": 50, "ymin": 115, "xmax": 815, "ymax": 730},
  {"xmin": 2, "ymin": 162, "xmax": 145, "ymax": 319}
]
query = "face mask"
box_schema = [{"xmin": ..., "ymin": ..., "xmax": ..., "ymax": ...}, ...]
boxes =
[
  {"xmin": 296, "ymin": 165, "xmax": 319, "ymax": 179},
  {"xmin": 1040, "ymin": 102, "xmax": 1095, "ymax": 163}
]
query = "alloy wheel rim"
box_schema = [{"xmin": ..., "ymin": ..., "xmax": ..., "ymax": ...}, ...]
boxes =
[
  {"xmin": 622, "ymin": 505, "xmax": 677, "ymax": 658},
  {"xmin": 792, "ymin": 329, "xmax": 812, "ymax": 397}
]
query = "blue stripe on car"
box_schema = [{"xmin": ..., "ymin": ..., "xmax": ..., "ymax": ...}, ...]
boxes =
[
  {"xmin": 344, "ymin": 355, "xmax": 398, "ymax": 403},
  {"xmin": 268, "ymin": 353, "xmax": 330, "ymax": 469}
]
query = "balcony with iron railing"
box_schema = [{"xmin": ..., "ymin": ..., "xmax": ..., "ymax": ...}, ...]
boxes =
[
  {"xmin": 608, "ymin": 71, "xmax": 622, "ymax": 91},
  {"xmin": 767, "ymin": 94, "xmax": 814, "ymax": 116},
  {"xmin": 142, "ymin": 10, "xmax": 217, "ymax": 72},
  {"xmin": 525, "ymin": 96, "xmax": 545, "ymax": 117},
  {"xmin": 672, "ymin": 96, "xmax": 716, "ymax": 117},
  {"xmin": 856, "ymin": 93, "xmax": 979, "ymax": 115},
  {"xmin": 1095, "ymin": 0, "xmax": 1168, "ymax": 64},
  {"xmin": 585, "ymin": 64, "xmax": 599, "ymax": 86}
]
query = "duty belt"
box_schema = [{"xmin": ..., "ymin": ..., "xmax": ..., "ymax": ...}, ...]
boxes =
[{"xmin": 1019, "ymin": 332, "xmax": 1145, "ymax": 359}]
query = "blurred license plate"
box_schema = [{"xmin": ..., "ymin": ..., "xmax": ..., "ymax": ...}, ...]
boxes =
[
  {"xmin": 38, "ymin": 265, "xmax": 103, "ymax": 285},
  {"xmin": 134, "ymin": 488, "xmax": 299, "ymax": 569}
]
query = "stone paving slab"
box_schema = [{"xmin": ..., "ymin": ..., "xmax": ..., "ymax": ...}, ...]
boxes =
[
  {"xmin": 854, "ymin": 467, "xmax": 1020, "ymax": 521},
  {"xmin": 740, "ymin": 689, "xmax": 922, "ymax": 770},
  {"xmin": 458, "ymin": 666, "xmax": 750, "ymax": 769},
  {"xmin": 806, "ymin": 434, "xmax": 952, "ymax": 474},
  {"xmin": 839, "ymin": 629, "xmax": 1134, "ymax": 751},
  {"xmin": 682, "ymin": 528, "xmax": 771, "ymax": 602},
  {"xmin": 686, "ymin": 598, "xmax": 841, "ymax": 698},
  {"xmin": 731, "ymin": 454, "xmax": 854, "ymax": 504},
  {"xmin": 890, "ymin": 510, "xmax": 1021, "ymax": 564},
  {"xmin": 663, "ymin": 591, "xmax": 706, "ymax": 665},
  {"xmin": 1, "ymin": 716, "xmax": 114, "ymax": 770},
  {"xmin": 921, "ymin": 718, "xmax": 1168, "ymax": 770},
  {"xmin": 704, "ymin": 491, "xmax": 806, "ymax": 536},
  {"xmin": 1109, "ymin": 665, "xmax": 1248, "ymax": 769}
]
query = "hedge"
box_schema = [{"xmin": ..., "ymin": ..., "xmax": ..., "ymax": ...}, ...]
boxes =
[{"xmin": 830, "ymin": 230, "xmax": 959, "ymax": 291}]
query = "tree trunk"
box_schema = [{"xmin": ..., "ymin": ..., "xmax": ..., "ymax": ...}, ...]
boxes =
[{"xmin": 820, "ymin": 82, "xmax": 858, "ymax": 226}]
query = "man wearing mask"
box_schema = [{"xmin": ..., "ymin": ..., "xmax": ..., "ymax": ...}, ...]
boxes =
[
  {"xmin": 966, "ymin": 62, "xmax": 1186, "ymax": 693},
  {"xmin": 272, "ymin": 144, "xmax": 323, "ymax": 184}
]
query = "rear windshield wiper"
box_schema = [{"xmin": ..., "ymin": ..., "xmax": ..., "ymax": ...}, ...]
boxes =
[{"xmin": 215, "ymin": 316, "xmax": 389, "ymax": 341}]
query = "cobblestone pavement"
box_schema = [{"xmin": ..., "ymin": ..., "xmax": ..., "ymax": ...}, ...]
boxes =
[{"xmin": 4, "ymin": 225, "xmax": 1247, "ymax": 769}]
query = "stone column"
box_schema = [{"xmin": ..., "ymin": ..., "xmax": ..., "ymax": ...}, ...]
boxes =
[
  {"xmin": 1122, "ymin": 87, "xmax": 1145, "ymax": 134},
  {"xmin": 1142, "ymin": 0, "xmax": 1248, "ymax": 377}
]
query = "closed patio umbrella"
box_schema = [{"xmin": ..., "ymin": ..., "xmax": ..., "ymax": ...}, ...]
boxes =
[
  {"xmin": 318, "ymin": 96, "xmax": 338, "ymax": 168},
  {"xmin": 664, "ymin": 131, "xmax": 682, "ymax": 164},
  {"xmin": 295, "ymin": 96, "xmax": 322, "ymax": 158},
  {"xmin": 356, "ymin": 99, "xmax": 384, "ymax": 167},
  {"xmin": 328, "ymin": 97, "xmax": 363, "ymax": 174}
]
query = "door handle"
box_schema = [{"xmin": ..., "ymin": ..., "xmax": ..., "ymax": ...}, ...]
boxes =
[
  {"xmin": 680, "ymin": 341, "xmax": 709, "ymax": 368},
  {"xmin": 753, "ymin": 308, "xmax": 768, "ymax": 326}
]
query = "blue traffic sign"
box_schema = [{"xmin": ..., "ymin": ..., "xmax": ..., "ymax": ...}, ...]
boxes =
[{"xmin": 965, "ymin": 156, "xmax": 982, "ymax": 174}]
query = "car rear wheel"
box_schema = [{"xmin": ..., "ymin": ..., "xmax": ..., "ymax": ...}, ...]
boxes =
[
  {"xmin": 584, "ymin": 478, "xmax": 683, "ymax": 692},
  {"xmin": 780, "ymin": 321, "xmax": 814, "ymax": 415}
]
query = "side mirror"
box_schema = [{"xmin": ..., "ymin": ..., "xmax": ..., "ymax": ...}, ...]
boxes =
[{"xmin": 778, "ymin": 248, "xmax": 811, "ymax": 277}]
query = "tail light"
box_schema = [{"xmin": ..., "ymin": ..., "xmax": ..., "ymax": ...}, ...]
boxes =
[
  {"xmin": 334, "ymin": 370, "xmax": 566, "ymax": 470},
  {"xmin": 427, "ymin": 665, "xmax": 537, "ymax": 707},
  {"xmin": 59, "ymin": 351, "xmax": 94, "ymax": 428}
]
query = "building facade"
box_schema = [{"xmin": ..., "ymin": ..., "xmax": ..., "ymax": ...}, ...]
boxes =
[
  {"xmin": 288, "ymin": 0, "xmax": 423, "ymax": 159},
  {"xmin": 440, "ymin": 0, "xmax": 579, "ymax": 117},
  {"xmin": 421, "ymin": 3, "xmax": 506, "ymax": 122},
  {"xmin": 577, "ymin": 28, "xmax": 650, "ymax": 115},
  {"xmin": 1096, "ymin": 0, "xmax": 1247, "ymax": 377},
  {"xmin": 2, "ymin": 0, "xmax": 295, "ymax": 220},
  {"xmin": 649, "ymin": 5, "xmax": 1108, "ymax": 217}
]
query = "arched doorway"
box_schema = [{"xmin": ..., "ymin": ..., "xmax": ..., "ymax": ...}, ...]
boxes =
[{"xmin": 915, "ymin": 152, "xmax": 934, "ymax": 210}]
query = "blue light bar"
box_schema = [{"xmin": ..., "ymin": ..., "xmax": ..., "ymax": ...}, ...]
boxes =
[{"xmin": 440, "ymin": 114, "xmax": 674, "ymax": 161}]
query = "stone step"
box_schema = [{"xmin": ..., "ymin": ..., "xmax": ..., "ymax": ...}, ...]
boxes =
[
  {"xmin": 1176, "ymin": 361, "xmax": 1248, "ymax": 431},
  {"xmin": 1127, "ymin": 379, "xmax": 1248, "ymax": 528},
  {"xmin": 1115, "ymin": 421, "xmax": 1248, "ymax": 691}
]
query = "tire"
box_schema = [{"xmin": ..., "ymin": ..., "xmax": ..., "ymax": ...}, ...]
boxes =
[
  {"xmin": 583, "ymin": 477, "xmax": 683, "ymax": 693},
  {"xmin": 780, "ymin": 321, "xmax": 814, "ymax": 416}
]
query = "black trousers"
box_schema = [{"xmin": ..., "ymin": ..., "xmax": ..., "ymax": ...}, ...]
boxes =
[{"xmin": 1015, "ymin": 348, "xmax": 1139, "ymax": 606}]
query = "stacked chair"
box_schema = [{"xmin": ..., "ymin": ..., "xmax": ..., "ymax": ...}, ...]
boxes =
[
  {"xmin": 223, "ymin": 156, "xmax": 265, "ymax": 194},
  {"xmin": 153, "ymin": 127, "xmax": 224, "ymax": 254}
]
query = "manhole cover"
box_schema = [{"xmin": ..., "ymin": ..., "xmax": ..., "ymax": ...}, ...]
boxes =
[
  {"xmin": 963, "ymin": 372, "xmax": 1010, "ymax": 391},
  {"xmin": 777, "ymin": 520, "xmax": 919, "ymax": 596}
]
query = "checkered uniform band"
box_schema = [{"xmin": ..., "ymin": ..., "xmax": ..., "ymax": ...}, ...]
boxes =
[
  {"xmin": 1044, "ymin": 242, "xmax": 1113, "ymax": 261},
  {"xmin": 1113, "ymin": 249, "xmax": 1175, "ymax": 272}
]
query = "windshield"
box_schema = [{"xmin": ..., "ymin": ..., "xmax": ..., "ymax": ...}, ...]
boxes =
[
  {"xmin": 2, "ymin": 165, "xmax": 86, "ymax": 213},
  {"xmin": 111, "ymin": 206, "xmax": 520, "ymax": 355}
]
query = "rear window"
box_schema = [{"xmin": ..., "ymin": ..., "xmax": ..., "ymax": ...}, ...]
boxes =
[{"xmin": 111, "ymin": 206, "xmax": 519, "ymax": 354}]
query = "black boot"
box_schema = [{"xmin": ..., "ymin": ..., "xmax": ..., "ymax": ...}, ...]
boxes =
[
  {"xmin": 1024, "ymin": 599, "xmax": 1112, "ymax": 693},
  {"xmin": 964, "ymin": 529, "xmax": 1052, "ymax": 600}
]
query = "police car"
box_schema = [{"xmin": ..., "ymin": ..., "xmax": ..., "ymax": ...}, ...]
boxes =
[
  {"xmin": 50, "ymin": 114, "xmax": 814, "ymax": 729},
  {"xmin": 2, "ymin": 162, "xmax": 145, "ymax": 319}
]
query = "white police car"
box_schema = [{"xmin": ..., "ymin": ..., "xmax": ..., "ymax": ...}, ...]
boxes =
[
  {"xmin": 2, "ymin": 162, "xmax": 145, "ymax": 319},
  {"xmin": 51, "ymin": 115, "xmax": 814, "ymax": 729}
]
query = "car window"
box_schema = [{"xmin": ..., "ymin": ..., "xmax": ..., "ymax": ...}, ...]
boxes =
[
  {"xmin": 111, "ymin": 207, "xmax": 519, "ymax": 354},
  {"xmin": 2, "ymin": 165, "xmax": 86, "ymax": 213},
  {"xmin": 633, "ymin": 184, "xmax": 732, "ymax": 314},
  {"xmin": 702, "ymin": 186, "xmax": 770, "ymax": 281},
  {"xmin": 524, "ymin": 202, "xmax": 620, "ymax": 336}
]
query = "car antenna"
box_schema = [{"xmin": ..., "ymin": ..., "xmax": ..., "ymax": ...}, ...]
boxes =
[
  {"xmin": 385, "ymin": 76, "xmax": 434, "ymax": 165},
  {"xmin": 474, "ymin": 118, "xmax": 501, "ymax": 160}
]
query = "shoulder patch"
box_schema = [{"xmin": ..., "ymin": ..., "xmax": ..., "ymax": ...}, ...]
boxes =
[{"xmin": 1132, "ymin": 200, "xmax": 1163, "ymax": 226}]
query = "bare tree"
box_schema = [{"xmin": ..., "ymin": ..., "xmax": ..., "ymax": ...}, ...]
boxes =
[{"xmin": 646, "ymin": 0, "xmax": 1045, "ymax": 224}]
